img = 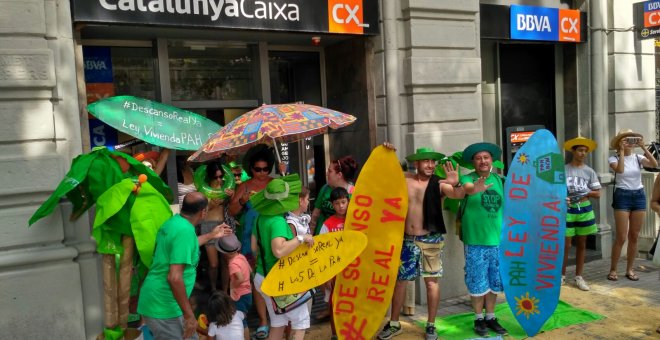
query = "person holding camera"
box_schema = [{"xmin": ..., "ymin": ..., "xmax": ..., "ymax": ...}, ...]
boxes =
[{"xmin": 607, "ymin": 129, "xmax": 658, "ymax": 281}]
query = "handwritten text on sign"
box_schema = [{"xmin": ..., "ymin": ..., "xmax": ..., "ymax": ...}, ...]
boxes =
[
  {"xmin": 261, "ymin": 231, "xmax": 367, "ymax": 296},
  {"xmin": 500, "ymin": 129, "xmax": 566, "ymax": 337},
  {"xmin": 332, "ymin": 145, "xmax": 408, "ymax": 340},
  {"xmin": 87, "ymin": 95, "xmax": 221, "ymax": 151},
  {"xmin": 504, "ymin": 173, "xmax": 563, "ymax": 290}
]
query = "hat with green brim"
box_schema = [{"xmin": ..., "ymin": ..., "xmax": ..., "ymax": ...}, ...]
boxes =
[
  {"xmin": 462, "ymin": 142, "xmax": 502, "ymax": 162},
  {"xmin": 564, "ymin": 137, "xmax": 597, "ymax": 152},
  {"xmin": 405, "ymin": 147, "xmax": 444, "ymax": 162},
  {"xmin": 250, "ymin": 174, "xmax": 301, "ymax": 216}
]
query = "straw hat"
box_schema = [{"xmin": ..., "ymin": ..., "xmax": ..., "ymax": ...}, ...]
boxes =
[
  {"xmin": 462, "ymin": 142, "xmax": 502, "ymax": 162},
  {"xmin": 609, "ymin": 129, "xmax": 642, "ymax": 150},
  {"xmin": 250, "ymin": 174, "xmax": 301, "ymax": 216},
  {"xmin": 405, "ymin": 147, "xmax": 444, "ymax": 162},
  {"xmin": 564, "ymin": 137, "xmax": 597, "ymax": 152},
  {"xmin": 215, "ymin": 233, "xmax": 241, "ymax": 253}
]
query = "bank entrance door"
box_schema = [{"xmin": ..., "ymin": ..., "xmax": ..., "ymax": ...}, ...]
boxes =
[
  {"xmin": 499, "ymin": 43, "xmax": 556, "ymax": 170},
  {"xmin": 268, "ymin": 50, "xmax": 325, "ymax": 196}
]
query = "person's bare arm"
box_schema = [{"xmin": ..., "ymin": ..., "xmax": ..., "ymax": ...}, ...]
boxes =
[
  {"xmin": 231, "ymin": 272, "xmax": 244, "ymax": 290},
  {"xmin": 463, "ymin": 177, "xmax": 492, "ymax": 195},
  {"xmin": 650, "ymin": 175, "xmax": 660, "ymax": 214},
  {"xmin": 270, "ymin": 235, "xmax": 313, "ymax": 259},
  {"xmin": 154, "ymin": 148, "xmax": 170, "ymax": 175},
  {"xmin": 610, "ymin": 141, "xmax": 625, "ymax": 174},
  {"xmin": 168, "ymin": 264, "xmax": 197, "ymax": 338},
  {"xmin": 228, "ymin": 182, "xmax": 249, "ymax": 216},
  {"xmin": 639, "ymin": 138, "xmax": 658, "ymax": 168},
  {"xmin": 198, "ymin": 223, "xmax": 231, "ymax": 246}
]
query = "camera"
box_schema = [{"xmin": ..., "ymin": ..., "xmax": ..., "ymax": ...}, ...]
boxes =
[{"xmin": 625, "ymin": 137, "xmax": 641, "ymax": 145}]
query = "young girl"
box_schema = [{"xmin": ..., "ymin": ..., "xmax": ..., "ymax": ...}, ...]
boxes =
[
  {"xmin": 202, "ymin": 291, "xmax": 245, "ymax": 340},
  {"xmin": 216, "ymin": 233, "xmax": 252, "ymax": 340},
  {"xmin": 318, "ymin": 187, "xmax": 350, "ymax": 339}
]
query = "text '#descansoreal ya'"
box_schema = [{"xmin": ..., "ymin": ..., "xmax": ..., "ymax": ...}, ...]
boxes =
[
  {"xmin": 335, "ymin": 194, "xmax": 405, "ymax": 338},
  {"xmin": 504, "ymin": 172, "xmax": 562, "ymax": 290},
  {"xmin": 120, "ymin": 100, "xmax": 212, "ymax": 146}
]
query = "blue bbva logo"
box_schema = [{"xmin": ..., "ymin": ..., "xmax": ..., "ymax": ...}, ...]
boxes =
[{"xmin": 510, "ymin": 5, "xmax": 559, "ymax": 41}]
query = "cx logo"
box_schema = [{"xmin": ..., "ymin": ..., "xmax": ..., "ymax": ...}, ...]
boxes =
[{"xmin": 328, "ymin": 0, "xmax": 368, "ymax": 34}]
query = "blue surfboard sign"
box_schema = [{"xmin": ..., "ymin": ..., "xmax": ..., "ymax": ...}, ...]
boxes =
[{"xmin": 500, "ymin": 129, "xmax": 567, "ymax": 336}]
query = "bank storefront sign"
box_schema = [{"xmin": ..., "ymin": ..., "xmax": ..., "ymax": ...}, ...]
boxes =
[
  {"xmin": 71, "ymin": 0, "xmax": 379, "ymax": 35},
  {"xmin": 634, "ymin": 0, "xmax": 660, "ymax": 40},
  {"xmin": 510, "ymin": 5, "xmax": 581, "ymax": 42}
]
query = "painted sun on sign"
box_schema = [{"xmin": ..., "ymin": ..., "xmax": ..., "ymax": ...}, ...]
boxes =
[
  {"xmin": 515, "ymin": 292, "xmax": 540, "ymax": 319},
  {"xmin": 517, "ymin": 152, "xmax": 530, "ymax": 165}
]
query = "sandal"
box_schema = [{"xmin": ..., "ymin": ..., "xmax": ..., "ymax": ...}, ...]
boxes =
[
  {"xmin": 607, "ymin": 273, "xmax": 618, "ymax": 281},
  {"xmin": 255, "ymin": 325, "xmax": 269, "ymax": 339},
  {"xmin": 625, "ymin": 272, "xmax": 639, "ymax": 281}
]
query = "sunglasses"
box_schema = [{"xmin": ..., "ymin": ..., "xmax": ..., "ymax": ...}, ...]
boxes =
[{"xmin": 253, "ymin": 166, "xmax": 270, "ymax": 173}]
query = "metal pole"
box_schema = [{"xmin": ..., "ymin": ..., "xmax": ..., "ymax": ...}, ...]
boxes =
[{"xmin": 383, "ymin": 0, "xmax": 402, "ymax": 155}]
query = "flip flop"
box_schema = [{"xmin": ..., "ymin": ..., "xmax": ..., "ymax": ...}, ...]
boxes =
[
  {"xmin": 607, "ymin": 273, "xmax": 618, "ymax": 281},
  {"xmin": 255, "ymin": 325, "xmax": 269, "ymax": 339},
  {"xmin": 625, "ymin": 272, "xmax": 639, "ymax": 281}
]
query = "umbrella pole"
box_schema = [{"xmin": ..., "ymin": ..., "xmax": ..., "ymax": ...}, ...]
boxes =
[{"xmin": 271, "ymin": 137, "xmax": 282, "ymax": 163}]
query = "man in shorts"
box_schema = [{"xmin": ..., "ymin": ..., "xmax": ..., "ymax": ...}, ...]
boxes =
[
  {"xmin": 378, "ymin": 147, "xmax": 464, "ymax": 340},
  {"xmin": 459, "ymin": 142, "xmax": 508, "ymax": 337},
  {"xmin": 563, "ymin": 137, "xmax": 601, "ymax": 291}
]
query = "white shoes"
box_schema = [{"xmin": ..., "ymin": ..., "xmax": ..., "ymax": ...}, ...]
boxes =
[{"xmin": 574, "ymin": 276, "xmax": 590, "ymax": 291}]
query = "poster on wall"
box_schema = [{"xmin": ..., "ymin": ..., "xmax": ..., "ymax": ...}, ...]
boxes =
[
  {"xmin": 634, "ymin": 0, "xmax": 660, "ymax": 40},
  {"xmin": 84, "ymin": 46, "xmax": 119, "ymax": 149}
]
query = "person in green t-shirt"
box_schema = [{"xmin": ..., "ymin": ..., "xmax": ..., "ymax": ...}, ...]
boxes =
[
  {"xmin": 138, "ymin": 192, "xmax": 232, "ymax": 339},
  {"xmin": 459, "ymin": 142, "xmax": 508, "ymax": 337}
]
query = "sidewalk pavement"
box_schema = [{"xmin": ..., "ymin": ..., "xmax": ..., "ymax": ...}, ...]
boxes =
[{"xmin": 306, "ymin": 256, "xmax": 660, "ymax": 339}]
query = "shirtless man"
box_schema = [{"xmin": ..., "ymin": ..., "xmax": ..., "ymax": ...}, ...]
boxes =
[{"xmin": 378, "ymin": 146, "xmax": 468, "ymax": 340}]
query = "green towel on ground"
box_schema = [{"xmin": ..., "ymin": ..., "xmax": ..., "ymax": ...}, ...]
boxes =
[{"xmin": 417, "ymin": 300, "xmax": 604, "ymax": 339}]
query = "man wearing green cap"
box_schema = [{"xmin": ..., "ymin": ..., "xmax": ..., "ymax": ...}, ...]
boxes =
[
  {"xmin": 379, "ymin": 146, "xmax": 464, "ymax": 340},
  {"xmin": 458, "ymin": 142, "xmax": 508, "ymax": 337}
]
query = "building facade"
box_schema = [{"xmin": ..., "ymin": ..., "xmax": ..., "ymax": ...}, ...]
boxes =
[{"xmin": 0, "ymin": 0, "xmax": 657, "ymax": 338}]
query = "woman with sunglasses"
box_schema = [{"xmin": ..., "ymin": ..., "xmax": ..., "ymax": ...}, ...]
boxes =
[
  {"xmin": 200, "ymin": 161, "xmax": 235, "ymax": 293},
  {"xmin": 228, "ymin": 145, "xmax": 278, "ymax": 340},
  {"xmin": 310, "ymin": 155, "xmax": 359, "ymax": 236}
]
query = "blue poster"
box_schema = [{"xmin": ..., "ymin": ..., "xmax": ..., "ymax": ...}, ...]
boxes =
[
  {"xmin": 510, "ymin": 5, "xmax": 559, "ymax": 41},
  {"xmin": 89, "ymin": 118, "xmax": 118, "ymax": 149},
  {"xmin": 83, "ymin": 46, "xmax": 113, "ymax": 83},
  {"xmin": 500, "ymin": 129, "xmax": 566, "ymax": 336}
]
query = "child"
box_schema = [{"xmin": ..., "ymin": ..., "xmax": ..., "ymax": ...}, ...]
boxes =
[
  {"xmin": 319, "ymin": 187, "xmax": 349, "ymax": 234},
  {"xmin": 318, "ymin": 187, "xmax": 350, "ymax": 339},
  {"xmin": 286, "ymin": 187, "xmax": 313, "ymax": 318},
  {"xmin": 215, "ymin": 233, "xmax": 252, "ymax": 340},
  {"xmin": 200, "ymin": 291, "xmax": 245, "ymax": 340}
]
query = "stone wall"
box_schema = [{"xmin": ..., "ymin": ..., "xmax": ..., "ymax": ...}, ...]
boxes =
[{"xmin": 0, "ymin": 0, "xmax": 100, "ymax": 338}]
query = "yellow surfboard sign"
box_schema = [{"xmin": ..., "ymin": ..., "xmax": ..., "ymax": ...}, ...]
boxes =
[
  {"xmin": 332, "ymin": 145, "xmax": 408, "ymax": 340},
  {"xmin": 261, "ymin": 230, "xmax": 368, "ymax": 297}
]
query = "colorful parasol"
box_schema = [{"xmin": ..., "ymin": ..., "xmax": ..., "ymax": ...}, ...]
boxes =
[{"xmin": 188, "ymin": 103, "xmax": 356, "ymax": 162}]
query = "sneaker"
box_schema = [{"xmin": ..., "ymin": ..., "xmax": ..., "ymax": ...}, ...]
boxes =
[
  {"xmin": 377, "ymin": 321, "xmax": 402, "ymax": 339},
  {"xmin": 486, "ymin": 317, "xmax": 508, "ymax": 335},
  {"xmin": 575, "ymin": 276, "xmax": 590, "ymax": 291},
  {"xmin": 474, "ymin": 318, "xmax": 488, "ymax": 337},
  {"xmin": 425, "ymin": 324, "xmax": 438, "ymax": 340},
  {"xmin": 561, "ymin": 275, "xmax": 565, "ymax": 285}
]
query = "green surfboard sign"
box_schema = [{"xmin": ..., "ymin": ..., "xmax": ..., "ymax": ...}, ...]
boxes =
[{"xmin": 88, "ymin": 96, "xmax": 221, "ymax": 151}]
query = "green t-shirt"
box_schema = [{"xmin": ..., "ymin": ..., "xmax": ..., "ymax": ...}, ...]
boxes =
[
  {"xmin": 459, "ymin": 172, "xmax": 504, "ymax": 246},
  {"xmin": 138, "ymin": 214, "xmax": 199, "ymax": 318},
  {"xmin": 253, "ymin": 214, "xmax": 293, "ymax": 276}
]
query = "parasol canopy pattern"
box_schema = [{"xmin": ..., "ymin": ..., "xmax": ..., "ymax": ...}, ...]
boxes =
[{"xmin": 189, "ymin": 103, "xmax": 356, "ymax": 162}]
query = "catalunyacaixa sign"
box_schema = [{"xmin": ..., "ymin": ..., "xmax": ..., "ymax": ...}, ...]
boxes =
[
  {"xmin": 87, "ymin": 96, "xmax": 221, "ymax": 151},
  {"xmin": 71, "ymin": 0, "xmax": 379, "ymax": 35},
  {"xmin": 500, "ymin": 129, "xmax": 566, "ymax": 336}
]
